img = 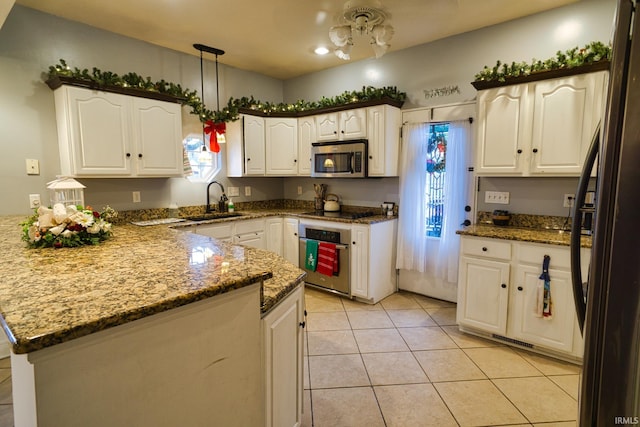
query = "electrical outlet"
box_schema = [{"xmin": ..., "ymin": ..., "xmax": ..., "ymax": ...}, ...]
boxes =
[
  {"xmin": 26, "ymin": 159, "xmax": 40, "ymax": 175},
  {"xmin": 297, "ymin": 185, "xmax": 303, "ymax": 195},
  {"xmin": 244, "ymin": 186, "xmax": 251, "ymax": 197},
  {"xmin": 563, "ymin": 194, "xmax": 575, "ymax": 208},
  {"xmin": 484, "ymin": 191, "xmax": 510, "ymax": 204},
  {"xmin": 132, "ymin": 191, "xmax": 141, "ymax": 203},
  {"xmin": 227, "ymin": 186, "xmax": 239, "ymax": 197},
  {"xmin": 29, "ymin": 194, "xmax": 41, "ymax": 209}
]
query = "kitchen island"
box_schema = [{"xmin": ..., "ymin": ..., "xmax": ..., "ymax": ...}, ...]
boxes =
[{"xmin": 0, "ymin": 215, "xmax": 305, "ymax": 426}]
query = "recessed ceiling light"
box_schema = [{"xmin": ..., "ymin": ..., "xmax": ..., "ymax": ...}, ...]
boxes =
[{"xmin": 314, "ymin": 46, "xmax": 330, "ymax": 55}]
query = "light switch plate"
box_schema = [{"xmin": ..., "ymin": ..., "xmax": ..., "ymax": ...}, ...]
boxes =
[
  {"xmin": 484, "ymin": 191, "xmax": 510, "ymax": 204},
  {"xmin": 29, "ymin": 194, "xmax": 41, "ymax": 208},
  {"xmin": 244, "ymin": 186, "xmax": 251, "ymax": 197},
  {"xmin": 227, "ymin": 187, "xmax": 239, "ymax": 197}
]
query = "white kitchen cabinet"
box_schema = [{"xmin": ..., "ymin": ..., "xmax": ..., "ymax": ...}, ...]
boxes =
[
  {"xmin": 53, "ymin": 85, "xmax": 183, "ymax": 177},
  {"xmin": 315, "ymin": 108, "xmax": 367, "ymax": 141},
  {"xmin": 350, "ymin": 220, "xmax": 397, "ymax": 303},
  {"xmin": 244, "ymin": 115, "xmax": 266, "ymax": 175},
  {"xmin": 234, "ymin": 218, "xmax": 266, "ymax": 249},
  {"xmin": 297, "ymin": 117, "xmax": 314, "ymax": 175},
  {"xmin": 475, "ymin": 71, "xmax": 607, "ymax": 176},
  {"xmin": 262, "ymin": 284, "xmax": 305, "ymax": 427},
  {"xmin": 457, "ymin": 255, "xmax": 510, "ymax": 335},
  {"xmin": 266, "ymin": 118, "xmax": 298, "ymax": 176},
  {"xmin": 266, "ymin": 217, "xmax": 284, "ymax": 256},
  {"xmin": 476, "ymin": 84, "xmax": 529, "ymax": 174},
  {"xmin": 457, "ymin": 236, "xmax": 587, "ymax": 360},
  {"xmin": 194, "ymin": 223, "xmax": 233, "ymax": 242},
  {"xmin": 367, "ymin": 105, "xmax": 402, "ymax": 176},
  {"xmin": 283, "ymin": 217, "xmax": 299, "ymax": 266}
]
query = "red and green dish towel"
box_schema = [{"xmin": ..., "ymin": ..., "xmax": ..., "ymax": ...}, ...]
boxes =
[
  {"xmin": 535, "ymin": 255, "xmax": 553, "ymax": 318},
  {"xmin": 305, "ymin": 240, "xmax": 339, "ymax": 277}
]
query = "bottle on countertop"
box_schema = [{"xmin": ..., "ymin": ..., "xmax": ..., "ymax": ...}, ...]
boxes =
[{"xmin": 228, "ymin": 199, "xmax": 235, "ymax": 213}]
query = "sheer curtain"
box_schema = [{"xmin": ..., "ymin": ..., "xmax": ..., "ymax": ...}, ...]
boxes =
[
  {"xmin": 435, "ymin": 119, "xmax": 471, "ymax": 283},
  {"xmin": 396, "ymin": 123, "xmax": 429, "ymax": 272}
]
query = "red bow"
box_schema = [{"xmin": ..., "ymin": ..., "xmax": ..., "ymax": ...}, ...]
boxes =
[{"xmin": 204, "ymin": 120, "xmax": 226, "ymax": 153}]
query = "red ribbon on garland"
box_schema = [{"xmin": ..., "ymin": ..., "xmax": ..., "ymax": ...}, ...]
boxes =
[{"xmin": 204, "ymin": 120, "xmax": 226, "ymax": 153}]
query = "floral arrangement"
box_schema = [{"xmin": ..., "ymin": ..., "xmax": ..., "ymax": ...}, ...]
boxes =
[
  {"xmin": 46, "ymin": 59, "xmax": 406, "ymax": 124},
  {"xmin": 474, "ymin": 41, "xmax": 611, "ymax": 84},
  {"xmin": 21, "ymin": 204, "xmax": 117, "ymax": 249}
]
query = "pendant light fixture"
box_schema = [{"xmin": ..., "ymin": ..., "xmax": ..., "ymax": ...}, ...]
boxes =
[{"xmin": 193, "ymin": 43, "xmax": 226, "ymax": 153}]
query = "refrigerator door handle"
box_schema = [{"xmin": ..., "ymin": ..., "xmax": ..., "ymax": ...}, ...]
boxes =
[{"xmin": 570, "ymin": 122, "xmax": 600, "ymax": 335}]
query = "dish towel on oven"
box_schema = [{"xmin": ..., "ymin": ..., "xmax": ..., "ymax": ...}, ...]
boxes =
[
  {"xmin": 317, "ymin": 242, "xmax": 338, "ymax": 277},
  {"xmin": 305, "ymin": 240, "xmax": 318, "ymax": 271}
]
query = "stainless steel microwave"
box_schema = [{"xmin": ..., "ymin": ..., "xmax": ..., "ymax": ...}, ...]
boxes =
[{"xmin": 311, "ymin": 139, "xmax": 368, "ymax": 178}]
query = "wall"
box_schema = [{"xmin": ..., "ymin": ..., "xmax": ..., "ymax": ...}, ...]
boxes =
[
  {"xmin": 282, "ymin": 0, "xmax": 616, "ymax": 220},
  {"xmin": 0, "ymin": 5, "xmax": 284, "ymax": 215}
]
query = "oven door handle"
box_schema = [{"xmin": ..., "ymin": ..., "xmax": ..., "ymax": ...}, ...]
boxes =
[{"xmin": 299, "ymin": 237, "xmax": 349, "ymax": 250}]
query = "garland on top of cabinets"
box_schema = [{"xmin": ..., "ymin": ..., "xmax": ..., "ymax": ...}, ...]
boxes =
[
  {"xmin": 473, "ymin": 41, "xmax": 611, "ymax": 86},
  {"xmin": 45, "ymin": 59, "xmax": 406, "ymax": 124}
]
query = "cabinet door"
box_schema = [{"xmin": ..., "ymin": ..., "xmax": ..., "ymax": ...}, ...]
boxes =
[
  {"xmin": 244, "ymin": 115, "xmax": 265, "ymax": 175},
  {"xmin": 530, "ymin": 72, "xmax": 605, "ymax": 174},
  {"xmin": 457, "ymin": 256, "xmax": 510, "ymax": 335},
  {"xmin": 283, "ymin": 218, "xmax": 299, "ymax": 265},
  {"xmin": 476, "ymin": 85, "xmax": 529, "ymax": 174},
  {"xmin": 263, "ymin": 285, "xmax": 304, "ymax": 427},
  {"xmin": 339, "ymin": 108, "xmax": 367, "ymax": 139},
  {"xmin": 265, "ymin": 217, "xmax": 284, "ymax": 256},
  {"xmin": 65, "ymin": 87, "xmax": 132, "ymax": 176},
  {"xmin": 510, "ymin": 265, "xmax": 575, "ymax": 352},
  {"xmin": 367, "ymin": 105, "xmax": 401, "ymax": 176},
  {"xmin": 315, "ymin": 113, "xmax": 339, "ymax": 141},
  {"xmin": 266, "ymin": 118, "xmax": 298, "ymax": 176},
  {"xmin": 235, "ymin": 232, "xmax": 266, "ymax": 249},
  {"xmin": 132, "ymin": 98, "xmax": 183, "ymax": 176},
  {"xmin": 350, "ymin": 225, "xmax": 369, "ymax": 299},
  {"xmin": 297, "ymin": 117, "xmax": 314, "ymax": 176}
]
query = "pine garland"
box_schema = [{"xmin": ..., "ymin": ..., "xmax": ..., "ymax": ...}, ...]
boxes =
[
  {"xmin": 47, "ymin": 59, "xmax": 406, "ymax": 124},
  {"xmin": 474, "ymin": 41, "xmax": 611, "ymax": 84}
]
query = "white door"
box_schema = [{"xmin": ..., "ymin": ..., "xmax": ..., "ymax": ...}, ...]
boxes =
[
  {"xmin": 67, "ymin": 87, "xmax": 132, "ymax": 176},
  {"xmin": 510, "ymin": 265, "xmax": 575, "ymax": 352},
  {"xmin": 457, "ymin": 256, "xmax": 510, "ymax": 334},
  {"xmin": 266, "ymin": 118, "xmax": 298, "ymax": 176},
  {"xmin": 297, "ymin": 117, "xmax": 314, "ymax": 175},
  {"xmin": 132, "ymin": 98, "xmax": 183, "ymax": 176},
  {"xmin": 244, "ymin": 115, "xmax": 265, "ymax": 175},
  {"xmin": 476, "ymin": 85, "xmax": 529, "ymax": 174}
]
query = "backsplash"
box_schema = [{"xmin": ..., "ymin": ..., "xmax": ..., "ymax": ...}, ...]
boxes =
[{"xmin": 476, "ymin": 211, "xmax": 571, "ymax": 230}]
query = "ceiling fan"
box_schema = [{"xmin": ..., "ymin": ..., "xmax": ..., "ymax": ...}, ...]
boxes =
[{"xmin": 328, "ymin": 0, "xmax": 394, "ymax": 60}]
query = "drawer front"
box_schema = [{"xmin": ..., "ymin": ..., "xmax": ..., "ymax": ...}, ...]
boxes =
[
  {"xmin": 235, "ymin": 219, "xmax": 265, "ymax": 234},
  {"xmin": 196, "ymin": 223, "xmax": 233, "ymax": 239},
  {"xmin": 517, "ymin": 242, "xmax": 570, "ymax": 270},
  {"xmin": 462, "ymin": 237, "xmax": 511, "ymax": 260}
]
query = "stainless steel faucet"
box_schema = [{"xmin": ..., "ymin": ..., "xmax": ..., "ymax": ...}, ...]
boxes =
[{"xmin": 206, "ymin": 181, "xmax": 228, "ymax": 213}]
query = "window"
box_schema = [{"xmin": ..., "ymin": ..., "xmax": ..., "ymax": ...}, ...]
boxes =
[
  {"xmin": 183, "ymin": 134, "xmax": 221, "ymax": 182},
  {"xmin": 425, "ymin": 123, "xmax": 448, "ymax": 238}
]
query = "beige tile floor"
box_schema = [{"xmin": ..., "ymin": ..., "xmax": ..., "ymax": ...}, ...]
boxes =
[
  {"xmin": 0, "ymin": 287, "xmax": 581, "ymax": 427},
  {"xmin": 302, "ymin": 287, "xmax": 581, "ymax": 427}
]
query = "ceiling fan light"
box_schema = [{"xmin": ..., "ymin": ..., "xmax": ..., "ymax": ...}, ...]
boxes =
[
  {"xmin": 329, "ymin": 25, "xmax": 352, "ymax": 47},
  {"xmin": 314, "ymin": 46, "xmax": 330, "ymax": 55},
  {"xmin": 371, "ymin": 24, "xmax": 394, "ymax": 45},
  {"xmin": 370, "ymin": 40, "xmax": 388, "ymax": 58},
  {"xmin": 354, "ymin": 14, "xmax": 369, "ymax": 34}
]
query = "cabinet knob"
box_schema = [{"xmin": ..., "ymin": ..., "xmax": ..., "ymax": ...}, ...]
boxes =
[
  {"xmin": 299, "ymin": 321, "xmax": 306, "ymax": 328},
  {"xmin": 532, "ymin": 148, "xmax": 538, "ymax": 153},
  {"xmin": 126, "ymin": 153, "xmax": 131, "ymax": 158},
  {"xmin": 517, "ymin": 286, "xmax": 523, "ymax": 291},
  {"xmin": 517, "ymin": 149, "xmax": 523, "ymax": 154},
  {"xmin": 369, "ymin": 155, "xmax": 373, "ymax": 159},
  {"xmin": 501, "ymin": 283, "xmax": 507, "ymax": 289},
  {"xmin": 247, "ymin": 158, "xmax": 251, "ymax": 161},
  {"xmin": 482, "ymin": 247, "xmax": 487, "ymax": 252},
  {"xmin": 294, "ymin": 233, "xmax": 298, "ymax": 236},
  {"xmin": 352, "ymin": 241, "xmax": 356, "ymax": 245},
  {"xmin": 333, "ymin": 131, "xmax": 338, "ymax": 135},
  {"xmin": 340, "ymin": 130, "xmax": 345, "ymax": 134},
  {"xmin": 462, "ymin": 219, "xmax": 471, "ymax": 226},
  {"xmin": 138, "ymin": 153, "xmax": 143, "ymax": 158},
  {"xmin": 294, "ymin": 159, "xmax": 297, "ymax": 163}
]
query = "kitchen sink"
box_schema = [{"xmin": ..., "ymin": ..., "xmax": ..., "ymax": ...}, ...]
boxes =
[{"xmin": 185, "ymin": 212, "xmax": 244, "ymax": 222}]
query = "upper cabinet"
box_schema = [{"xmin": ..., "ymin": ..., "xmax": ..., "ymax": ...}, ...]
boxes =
[
  {"xmin": 297, "ymin": 117, "xmax": 314, "ymax": 176},
  {"xmin": 244, "ymin": 115, "xmax": 267, "ymax": 176},
  {"xmin": 53, "ymin": 85, "xmax": 183, "ymax": 178},
  {"xmin": 266, "ymin": 118, "xmax": 298, "ymax": 176},
  {"xmin": 316, "ymin": 108, "xmax": 367, "ymax": 141},
  {"xmin": 475, "ymin": 71, "xmax": 607, "ymax": 176},
  {"xmin": 367, "ymin": 105, "xmax": 401, "ymax": 177}
]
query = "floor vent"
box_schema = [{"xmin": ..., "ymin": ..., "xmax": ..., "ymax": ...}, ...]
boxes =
[{"xmin": 491, "ymin": 334, "xmax": 534, "ymax": 349}]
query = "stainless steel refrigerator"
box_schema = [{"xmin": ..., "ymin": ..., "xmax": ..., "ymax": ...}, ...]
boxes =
[{"xmin": 571, "ymin": 0, "xmax": 640, "ymax": 424}]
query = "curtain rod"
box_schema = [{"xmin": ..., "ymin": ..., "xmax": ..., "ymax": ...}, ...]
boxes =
[{"xmin": 403, "ymin": 117, "xmax": 473, "ymax": 126}]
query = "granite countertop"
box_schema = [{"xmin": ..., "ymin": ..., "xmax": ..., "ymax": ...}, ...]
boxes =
[
  {"xmin": 0, "ymin": 215, "xmax": 305, "ymax": 354},
  {"xmin": 457, "ymin": 224, "xmax": 592, "ymax": 248}
]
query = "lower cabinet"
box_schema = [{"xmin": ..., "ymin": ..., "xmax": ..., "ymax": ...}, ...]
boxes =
[
  {"xmin": 194, "ymin": 223, "xmax": 233, "ymax": 242},
  {"xmin": 262, "ymin": 284, "xmax": 305, "ymax": 427},
  {"xmin": 457, "ymin": 236, "xmax": 588, "ymax": 360},
  {"xmin": 266, "ymin": 217, "xmax": 284, "ymax": 256},
  {"xmin": 283, "ymin": 217, "xmax": 299, "ymax": 265},
  {"xmin": 234, "ymin": 219, "xmax": 266, "ymax": 249}
]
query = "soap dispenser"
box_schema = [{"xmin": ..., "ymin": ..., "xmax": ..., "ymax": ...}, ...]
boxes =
[{"xmin": 228, "ymin": 198, "xmax": 235, "ymax": 213}]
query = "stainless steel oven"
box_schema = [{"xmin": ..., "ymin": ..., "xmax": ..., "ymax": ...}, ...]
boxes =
[
  {"xmin": 311, "ymin": 139, "xmax": 367, "ymax": 178},
  {"xmin": 298, "ymin": 224, "xmax": 351, "ymax": 296}
]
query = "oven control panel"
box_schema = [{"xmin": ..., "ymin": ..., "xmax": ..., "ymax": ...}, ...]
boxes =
[{"xmin": 305, "ymin": 228, "xmax": 342, "ymax": 244}]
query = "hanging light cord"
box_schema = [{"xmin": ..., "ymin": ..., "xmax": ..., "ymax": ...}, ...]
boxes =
[{"xmin": 199, "ymin": 49, "xmax": 206, "ymax": 151}]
